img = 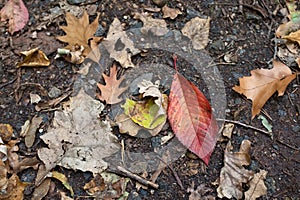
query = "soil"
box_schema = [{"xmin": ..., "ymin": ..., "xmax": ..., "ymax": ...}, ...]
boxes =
[{"xmin": 0, "ymin": 0, "xmax": 299, "ymax": 200}]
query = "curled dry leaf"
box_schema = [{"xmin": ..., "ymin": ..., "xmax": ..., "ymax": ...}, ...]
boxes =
[
  {"xmin": 181, "ymin": 17, "xmax": 210, "ymax": 50},
  {"xmin": 0, "ymin": 0, "xmax": 29, "ymax": 34},
  {"xmin": 38, "ymin": 89, "xmax": 120, "ymax": 174},
  {"xmin": 244, "ymin": 170, "xmax": 268, "ymax": 200},
  {"xmin": 134, "ymin": 12, "xmax": 169, "ymax": 36},
  {"xmin": 17, "ymin": 47, "xmax": 50, "ymax": 68},
  {"xmin": 162, "ymin": 5, "xmax": 182, "ymax": 19},
  {"xmin": 56, "ymin": 11, "xmax": 101, "ymax": 58},
  {"xmin": 55, "ymin": 45, "xmax": 85, "ymax": 64},
  {"xmin": 217, "ymin": 140, "xmax": 254, "ymax": 199},
  {"xmin": 233, "ymin": 60, "xmax": 296, "ymax": 119},
  {"xmin": 97, "ymin": 64, "xmax": 128, "ymax": 104},
  {"xmin": 102, "ymin": 18, "xmax": 140, "ymax": 68}
]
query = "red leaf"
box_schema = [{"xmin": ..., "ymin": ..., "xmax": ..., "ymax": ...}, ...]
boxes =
[
  {"xmin": 168, "ymin": 73, "xmax": 218, "ymax": 165},
  {"xmin": 0, "ymin": 0, "xmax": 29, "ymax": 34}
]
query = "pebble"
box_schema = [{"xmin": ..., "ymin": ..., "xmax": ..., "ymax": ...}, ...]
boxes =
[
  {"xmin": 272, "ymin": 144, "xmax": 279, "ymax": 151},
  {"xmin": 94, "ymin": 24, "xmax": 105, "ymax": 36},
  {"xmin": 48, "ymin": 87, "xmax": 62, "ymax": 98},
  {"xmin": 292, "ymin": 125, "xmax": 300, "ymax": 133},
  {"xmin": 67, "ymin": 0, "xmax": 85, "ymax": 5},
  {"xmin": 186, "ymin": 7, "xmax": 201, "ymax": 19}
]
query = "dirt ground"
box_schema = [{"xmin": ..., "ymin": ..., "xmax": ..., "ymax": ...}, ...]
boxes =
[{"xmin": 0, "ymin": 0, "xmax": 299, "ymax": 199}]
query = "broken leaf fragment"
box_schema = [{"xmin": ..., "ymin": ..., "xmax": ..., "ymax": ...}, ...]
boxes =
[
  {"xmin": 102, "ymin": 18, "xmax": 140, "ymax": 68},
  {"xmin": 244, "ymin": 170, "xmax": 268, "ymax": 200},
  {"xmin": 0, "ymin": 123, "xmax": 13, "ymax": 142},
  {"xmin": 50, "ymin": 171, "xmax": 74, "ymax": 197},
  {"xmin": 134, "ymin": 12, "xmax": 169, "ymax": 36},
  {"xmin": 55, "ymin": 46, "xmax": 85, "ymax": 64},
  {"xmin": 217, "ymin": 140, "xmax": 254, "ymax": 199},
  {"xmin": 233, "ymin": 60, "xmax": 296, "ymax": 119},
  {"xmin": 0, "ymin": 0, "xmax": 29, "ymax": 34},
  {"xmin": 17, "ymin": 47, "xmax": 50, "ymax": 68},
  {"xmin": 162, "ymin": 5, "xmax": 182, "ymax": 19},
  {"xmin": 181, "ymin": 17, "xmax": 210, "ymax": 50},
  {"xmin": 97, "ymin": 64, "xmax": 128, "ymax": 104}
]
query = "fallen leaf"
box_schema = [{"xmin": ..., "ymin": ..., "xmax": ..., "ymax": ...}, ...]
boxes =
[
  {"xmin": 283, "ymin": 29, "xmax": 300, "ymax": 45},
  {"xmin": 187, "ymin": 182, "xmax": 215, "ymax": 200},
  {"xmin": 56, "ymin": 11, "xmax": 101, "ymax": 57},
  {"xmin": 134, "ymin": 12, "xmax": 169, "ymax": 36},
  {"xmin": 168, "ymin": 72, "xmax": 218, "ymax": 165},
  {"xmin": 0, "ymin": 160, "xmax": 8, "ymax": 192},
  {"xmin": 102, "ymin": 18, "xmax": 140, "ymax": 68},
  {"xmin": 32, "ymin": 178, "xmax": 51, "ymax": 200},
  {"xmin": 97, "ymin": 64, "xmax": 128, "ymax": 104},
  {"xmin": 222, "ymin": 123, "xmax": 234, "ymax": 139},
  {"xmin": 0, "ymin": 173, "xmax": 27, "ymax": 200},
  {"xmin": 30, "ymin": 93, "xmax": 42, "ymax": 104},
  {"xmin": 0, "ymin": 0, "xmax": 29, "ymax": 34},
  {"xmin": 17, "ymin": 47, "xmax": 50, "ymax": 68},
  {"xmin": 258, "ymin": 115, "xmax": 272, "ymax": 133},
  {"xmin": 244, "ymin": 170, "xmax": 268, "ymax": 200},
  {"xmin": 55, "ymin": 45, "xmax": 85, "ymax": 64},
  {"xmin": 0, "ymin": 124, "xmax": 13, "ymax": 142},
  {"xmin": 50, "ymin": 171, "xmax": 74, "ymax": 197},
  {"xmin": 233, "ymin": 60, "xmax": 296, "ymax": 118},
  {"xmin": 38, "ymin": 89, "xmax": 120, "ymax": 174},
  {"xmin": 84, "ymin": 174, "xmax": 106, "ymax": 195},
  {"xmin": 217, "ymin": 140, "xmax": 254, "ymax": 199},
  {"xmin": 162, "ymin": 5, "xmax": 182, "ymax": 19},
  {"xmin": 23, "ymin": 115, "xmax": 43, "ymax": 148},
  {"xmin": 181, "ymin": 17, "xmax": 210, "ymax": 50}
]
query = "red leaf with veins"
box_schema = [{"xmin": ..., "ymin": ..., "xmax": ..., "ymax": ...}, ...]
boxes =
[{"xmin": 168, "ymin": 72, "xmax": 218, "ymax": 165}]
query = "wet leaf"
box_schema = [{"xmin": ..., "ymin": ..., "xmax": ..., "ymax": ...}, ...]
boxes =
[
  {"xmin": 0, "ymin": 0, "xmax": 29, "ymax": 34},
  {"xmin": 56, "ymin": 11, "xmax": 101, "ymax": 58},
  {"xmin": 245, "ymin": 170, "xmax": 268, "ymax": 200},
  {"xmin": 102, "ymin": 18, "xmax": 140, "ymax": 68},
  {"xmin": 233, "ymin": 60, "xmax": 296, "ymax": 119},
  {"xmin": 168, "ymin": 72, "xmax": 218, "ymax": 165},
  {"xmin": 162, "ymin": 5, "xmax": 182, "ymax": 19},
  {"xmin": 97, "ymin": 64, "xmax": 128, "ymax": 104},
  {"xmin": 134, "ymin": 12, "xmax": 169, "ymax": 36},
  {"xmin": 181, "ymin": 17, "xmax": 210, "ymax": 50},
  {"xmin": 217, "ymin": 140, "xmax": 254, "ymax": 199},
  {"xmin": 17, "ymin": 47, "xmax": 50, "ymax": 68},
  {"xmin": 38, "ymin": 89, "xmax": 120, "ymax": 174},
  {"xmin": 50, "ymin": 171, "xmax": 74, "ymax": 197}
]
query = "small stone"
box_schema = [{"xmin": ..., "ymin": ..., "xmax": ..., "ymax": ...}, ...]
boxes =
[
  {"xmin": 292, "ymin": 125, "xmax": 300, "ymax": 133},
  {"xmin": 67, "ymin": 0, "xmax": 85, "ymax": 5},
  {"xmin": 48, "ymin": 87, "xmax": 62, "ymax": 98},
  {"xmin": 272, "ymin": 144, "xmax": 279, "ymax": 151}
]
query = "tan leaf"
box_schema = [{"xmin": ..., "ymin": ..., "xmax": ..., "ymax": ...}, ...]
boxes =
[
  {"xmin": 233, "ymin": 60, "xmax": 296, "ymax": 119},
  {"xmin": 217, "ymin": 140, "xmax": 254, "ymax": 199},
  {"xmin": 0, "ymin": 173, "xmax": 27, "ymax": 200},
  {"xmin": 56, "ymin": 11, "xmax": 101, "ymax": 57},
  {"xmin": 17, "ymin": 47, "xmax": 50, "ymax": 68},
  {"xmin": 24, "ymin": 115, "xmax": 43, "ymax": 148},
  {"xmin": 134, "ymin": 12, "xmax": 169, "ymax": 36},
  {"xmin": 32, "ymin": 178, "xmax": 51, "ymax": 200},
  {"xmin": 102, "ymin": 18, "xmax": 140, "ymax": 68},
  {"xmin": 97, "ymin": 64, "xmax": 128, "ymax": 104},
  {"xmin": 38, "ymin": 89, "xmax": 120, "ymax": 174},
  {"xmin": 283, "ymin": 29, "xmax": 300, "ymax": 45},
  {"xmin": 162, "ymin": 5, "xmax": 182, "ymax": 19},
  {"xmin": 181, "ymin": 17, "xmax": 210, "ymax": 50},
  {"xmin": 245, "ymin": 170, "xmax": 268, "ymax": 200}
]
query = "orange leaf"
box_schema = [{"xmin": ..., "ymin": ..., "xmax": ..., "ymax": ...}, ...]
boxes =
[
  {"xmin": 168, "ymin": 73, "xmax": 218, "ymax": 165},
  {"xmin": 97, "ymin": 64, "xmax": 128, "ymax": 104},
  {"xmin": 233, "ymin": 60, "xmax": 296, "ymax": 119},
  {"xmin": 0, "ymin": 0, "xmax": 29, "ymax": 34},
  {"xmin": 56, "ymin": 11, "xmax": 101, "ymax": 57}
]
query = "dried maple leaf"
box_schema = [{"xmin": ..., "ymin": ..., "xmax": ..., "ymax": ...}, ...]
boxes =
[
  {"xmin": 97, "ymin": 64, "xmax": 128, "ymax": 104},
  {"xmin": 181, "ymin": 17, "xmax": 210, "ymax": 50},
  {"xmin": 233, "ymin": 60, "xmax": 296, "ymax": 119},
  {"xmin": 245, "ymin": 170, "xmax": 268, "ymax": 200},
  {"xmin": 217, "ymin": 140, "xmax": 254, "ymax": 199},
  {"xmin": 0, "ymin": 0, "xmax": 29, "ymax": 34},
  {"xmin": 102, "ymin": 18, "xmax": 140, "ymax": 68},
  {"xmin": 56, "ymin": 11, "xmax": 100, "ymax": 57},
  {"xmin": 168, "ymin": 72, "xmax": 218, "ymax": 165}
]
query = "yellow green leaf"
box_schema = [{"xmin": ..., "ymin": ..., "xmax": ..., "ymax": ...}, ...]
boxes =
[{"xmin": 51, "ymin": 171, "xmax": 74, "ymax": 197}]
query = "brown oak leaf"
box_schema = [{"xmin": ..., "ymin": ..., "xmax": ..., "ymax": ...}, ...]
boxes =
[
  {"xmin": 97, "ymin": 64, "xmax": 128, "ymax": 104},
  {"xmin": 233, "ymin": 60, "xmax": 296, "ymax": 119},
  {"xmin": 56, "ymin": 11, "xmax": 101, "ymax": 57}
]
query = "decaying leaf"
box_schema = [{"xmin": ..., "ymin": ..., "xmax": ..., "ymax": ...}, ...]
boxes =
[
  {"xmin": 102, "ymin": 18, "xmax": 140, "ymax": 68},
  {"xmin": 0, "ymin": 124, "xmax": 13, "ymax": 142},
  {"xmin": 0, "ymin": 0, "xmax": 29, "ymax": 34},
  {"xmin": 32, "ymin": 178, "xmax": 51, "ymax": 200},
  {"xmin": 162, "ymin": 5, "xmax": 182, "ymax": 19},
  {"xmin": 244, "ymin": 170, "xmax": 268, "ymax": 200},
  {"xmin": 38, "ymin": 89, "xmax": 120, "ymax": 174},
  {"xmin": 134, "ymin": 12, "xmax": 169, "ymax": 36},
  {"xmin": 181, "ymin": 17, "xmax": 210, "ymax": 50},
  {"xmin": 283, "ymin": 30, "xmax": 300, "ymax": 45},
  {"xmin": 233, "ymin": 60, "xmax": 296, "ymax": 118},
  {"xmin": 30, "ymin": 93, "xmax": 42, "ymax": 104},
  {"xmin": 17, "ymin": 47, "xmax": 50, "ymax": 68},
  {"xmin": 84, "ymin": 174, "xmax": 106, "ymax": 195},
  {"xmin": 55, "ymin": 45, "xmax": 85, "ymax": 64},
  {"xmin": 97, "ymin": 64, "xmax": 128, "ymax": 104},
  {"xmin": 56, "ymin": 11, "xmax": 101, "ymax": 58},
  {"xmin": 168, "ymin": 72, "xmax": 218, "ymax": 165},
  {"xmin": 23, "ymin": 115, "xmax": 43, "ymax": 148},
  {"xmin": 0, "ymin": 173, "xmax": 27, "ymax": 200},
  {"xmin": 222, "ymin": 123, "xmax": 234, "ymax": 139},
  {"xmin": 217, "ymin": 140, "xmax": 254, "ymax": 199},
  {"xmin": 50, "ymin": 171, "xmax": 74, "ymax": 197},
  {"xmin": 187, "ymin": 182, "xmax": 215, "ymax": 200}
]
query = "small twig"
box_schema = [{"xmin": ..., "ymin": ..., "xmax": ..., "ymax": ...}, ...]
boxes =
[
  {"xmin": 276, "ymin": 139, "xmax": 299, "ymax": 151},
  {"xmin": 116, "ymin": 166, "xmax": 159, "ymax": 189},
  {"xmin": 0, "ymin": 77, "xmax": 17, "ymax": 89},
  {"xmin": 216, "ymin": 118, "xmax": 272, "ymax": 138}
]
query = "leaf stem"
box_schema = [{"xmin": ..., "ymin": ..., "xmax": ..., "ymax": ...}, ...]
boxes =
[{"xmin": 172, "ymin": 54, "xmax": 178, "ymax": 71}]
